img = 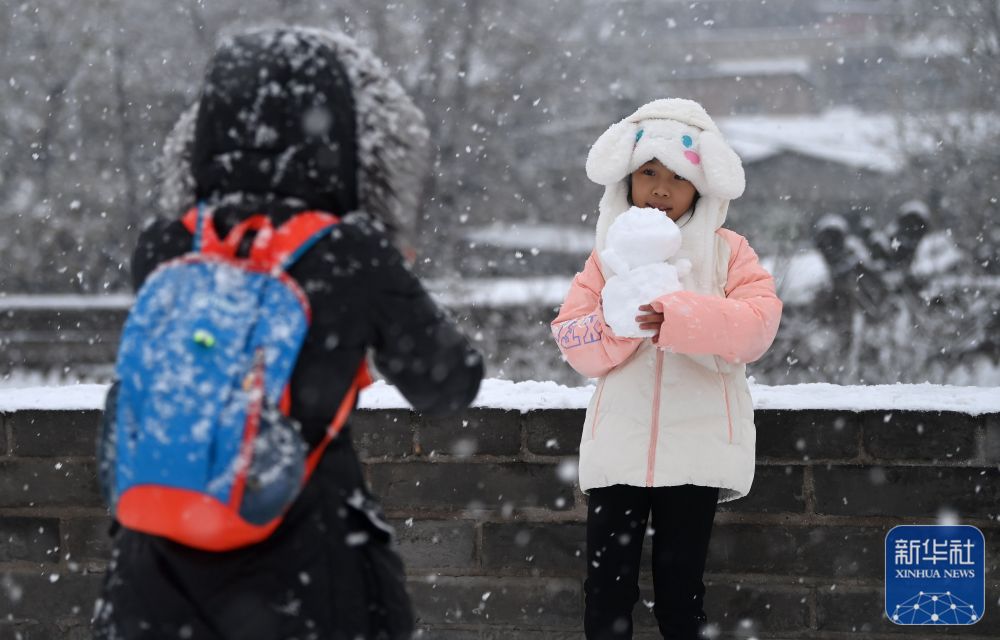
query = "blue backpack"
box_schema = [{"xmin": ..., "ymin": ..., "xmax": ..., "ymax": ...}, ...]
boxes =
[{"xmin": 101, "ymin": 205, "xmax": 371, "ymax": 551}]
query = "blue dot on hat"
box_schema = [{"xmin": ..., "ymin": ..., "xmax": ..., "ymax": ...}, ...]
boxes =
[
  {"xmin": 682, "ymin": 135, "xmax": 693, "ymax": 148},
  {"xmin": 635, "ymin": 129, "xmax": 644, "ymax": 142}
]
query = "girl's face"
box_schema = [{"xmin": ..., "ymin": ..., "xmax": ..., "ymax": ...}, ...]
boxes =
[{"xmin": 629, "ymin": 159, "xmax": 698, "ymax": 221}]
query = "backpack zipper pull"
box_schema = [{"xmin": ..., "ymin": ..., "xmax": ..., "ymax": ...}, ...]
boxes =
[{"xmin": 192, "ymin": 329, "xmax": 216, "ymax": 348}]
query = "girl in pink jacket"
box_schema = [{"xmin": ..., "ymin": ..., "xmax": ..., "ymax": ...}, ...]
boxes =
[{"xmin": 552, "ymin": 99, "xmax": 782, "ymax": 639}]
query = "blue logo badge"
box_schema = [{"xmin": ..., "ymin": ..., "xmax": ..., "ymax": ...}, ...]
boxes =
[{"xmin": 885, "ymin": 525, "xmax": 985, "ymax": 625}]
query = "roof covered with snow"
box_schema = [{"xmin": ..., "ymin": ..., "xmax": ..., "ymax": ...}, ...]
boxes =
[
  {"xmin": 721, "ymin": 109, "xmax": 905, "ymax": 172},
  {"xmin": 720, "ymin": 109, "xmax": 1000, "ymax": 174}
]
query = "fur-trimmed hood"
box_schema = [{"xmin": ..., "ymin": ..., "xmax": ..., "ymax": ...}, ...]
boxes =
[{"xmin": 157, "ymin": 26, "xmax": 429, "ymax": 236}]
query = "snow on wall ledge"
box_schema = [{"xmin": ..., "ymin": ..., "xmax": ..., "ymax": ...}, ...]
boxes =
[{"xmin": 1, "ymin": 379, "xmax": 998, "ymax": 415}]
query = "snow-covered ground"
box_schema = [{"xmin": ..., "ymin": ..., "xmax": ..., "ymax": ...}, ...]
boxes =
[
  {"xmin": 0, "ymin": 293, "xmax": 135, "ymax": 309},
  {"xmin": 2, "ymin": 379, "xmax": 997, "ymax": 415},
  {"xmin": 758, "ymin": 249, "xmax": 830, "ymax": 307},
  {"xmin": 464, "ymin": 223, "xmax": 594, "ymax": 254},
  {"xmin": 428, "ymin": 276, "xmax": 571, "ymax": 308},
  {"xmin": 0, "ymin": 279, "xmax": 575, "ymax": 311}
]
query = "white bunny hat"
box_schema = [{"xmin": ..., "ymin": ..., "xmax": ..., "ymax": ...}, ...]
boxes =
[{"xmin": 586, "ymin": 98, "xmax": 745, "ymax": 286}]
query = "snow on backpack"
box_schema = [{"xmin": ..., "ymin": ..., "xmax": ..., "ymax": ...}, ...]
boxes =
[{"xmin": 101, "ymin": 205, "xmax": 372, "ymax": 551}]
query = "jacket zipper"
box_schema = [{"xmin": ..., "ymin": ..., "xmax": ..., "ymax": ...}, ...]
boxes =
[
  {"xmin": 645, "ymin": 350, "xmax": 665, "ymax": 486},
  {"xmin": 719, "ymin": 371, "xmax": 734, "ymax": 444}
]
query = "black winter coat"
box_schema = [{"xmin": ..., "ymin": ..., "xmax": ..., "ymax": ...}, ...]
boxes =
[{"xmin": 93, "ymin": 209, "xmax": 484, "ymax": 640}]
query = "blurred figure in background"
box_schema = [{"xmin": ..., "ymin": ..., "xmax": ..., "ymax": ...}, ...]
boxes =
[{"xmin": 94, "ymin": 27, "xmax": 483, "ymax": 640}]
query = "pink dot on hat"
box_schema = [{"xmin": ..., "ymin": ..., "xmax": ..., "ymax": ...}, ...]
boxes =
[{"xmin": 684, "ymin": 150, "xmax": 701, "ymax": 165}]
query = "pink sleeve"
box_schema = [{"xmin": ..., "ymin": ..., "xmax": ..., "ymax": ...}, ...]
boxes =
[
  {"xmin": 651, "ymin": 233, "xmax": 782, "ymax": 364},
  {"xmin": 552, "ymin": 252, "xmax": 643, "ymax": 378}
]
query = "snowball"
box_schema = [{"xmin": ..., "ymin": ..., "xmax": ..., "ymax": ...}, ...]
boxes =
[{"xmin": 601, "ymin": 207, "xmax": 682, "ymax": 274}]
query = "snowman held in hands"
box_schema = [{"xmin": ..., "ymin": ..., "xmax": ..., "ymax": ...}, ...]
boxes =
[{"xmin": 600, "ymin": 156, "xmax": 700, "ymax": 340}]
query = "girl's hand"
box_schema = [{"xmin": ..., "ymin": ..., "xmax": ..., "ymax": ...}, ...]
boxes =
[{"xmin": 636, "ymin": 304, "xmax": 664, "ymax": 342}]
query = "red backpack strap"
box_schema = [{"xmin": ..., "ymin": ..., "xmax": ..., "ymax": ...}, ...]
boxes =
[
  {"xmin": 180, "ymin": 206, "xmax": 340, "ymax": 271},
  {"xmin": 181, "ymin": 207, "xmax": 199, "ymax": 235},
  {"xmin": 180, "ymin": 205, "xmax": 258, "ymax": 259},
  {"xmin": 269, "ymin": 211, "xmax": 341, "ymax": 271},
  {"xmin": 304, "ymin": 361, "xmax": 373, "ymax": 476},
  {"xmin": 181, "ymin": 205, "xmax": 215, "ymax": 247}
]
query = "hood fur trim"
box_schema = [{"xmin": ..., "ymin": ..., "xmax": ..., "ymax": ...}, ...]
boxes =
[{"xmin": 156, "ymin": 26, "xmax": 429, "ymax": 235}]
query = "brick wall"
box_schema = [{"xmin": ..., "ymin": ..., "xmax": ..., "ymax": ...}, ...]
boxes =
[{"xmin": 1, "ymin": 407, "xmax": 998, "ymax": 639}]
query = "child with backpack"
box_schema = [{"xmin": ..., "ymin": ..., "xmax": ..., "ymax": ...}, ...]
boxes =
[
  {"xmin": 94, "ymin": 27, "xmax": 483, "ymax": 640},
  {"xmin": 552, "ymin": 98, "xmax": 782, "ymax": 639}
]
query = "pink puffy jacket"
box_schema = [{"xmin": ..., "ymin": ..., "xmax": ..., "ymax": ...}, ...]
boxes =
[{"xmin": 552, "ymin": 228, "xmax": 782, "ymax": 501}]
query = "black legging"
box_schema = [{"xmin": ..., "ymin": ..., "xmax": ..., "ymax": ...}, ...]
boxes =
[{"xmin": 584, "ymin": 484, "xmax": 720, "ymax": 640}]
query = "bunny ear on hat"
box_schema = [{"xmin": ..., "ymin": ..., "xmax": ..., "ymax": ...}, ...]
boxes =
[
  {"xmin": 698, "ymin": 130, "xmax": 746, "ymax": 200},
  {"xmin": 587, "ymin": 99, "xmax": 746, "ymax": 200},
  {"xmin": 586, "ymin": 119, "xmax": 641, "ymax": 186}
]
